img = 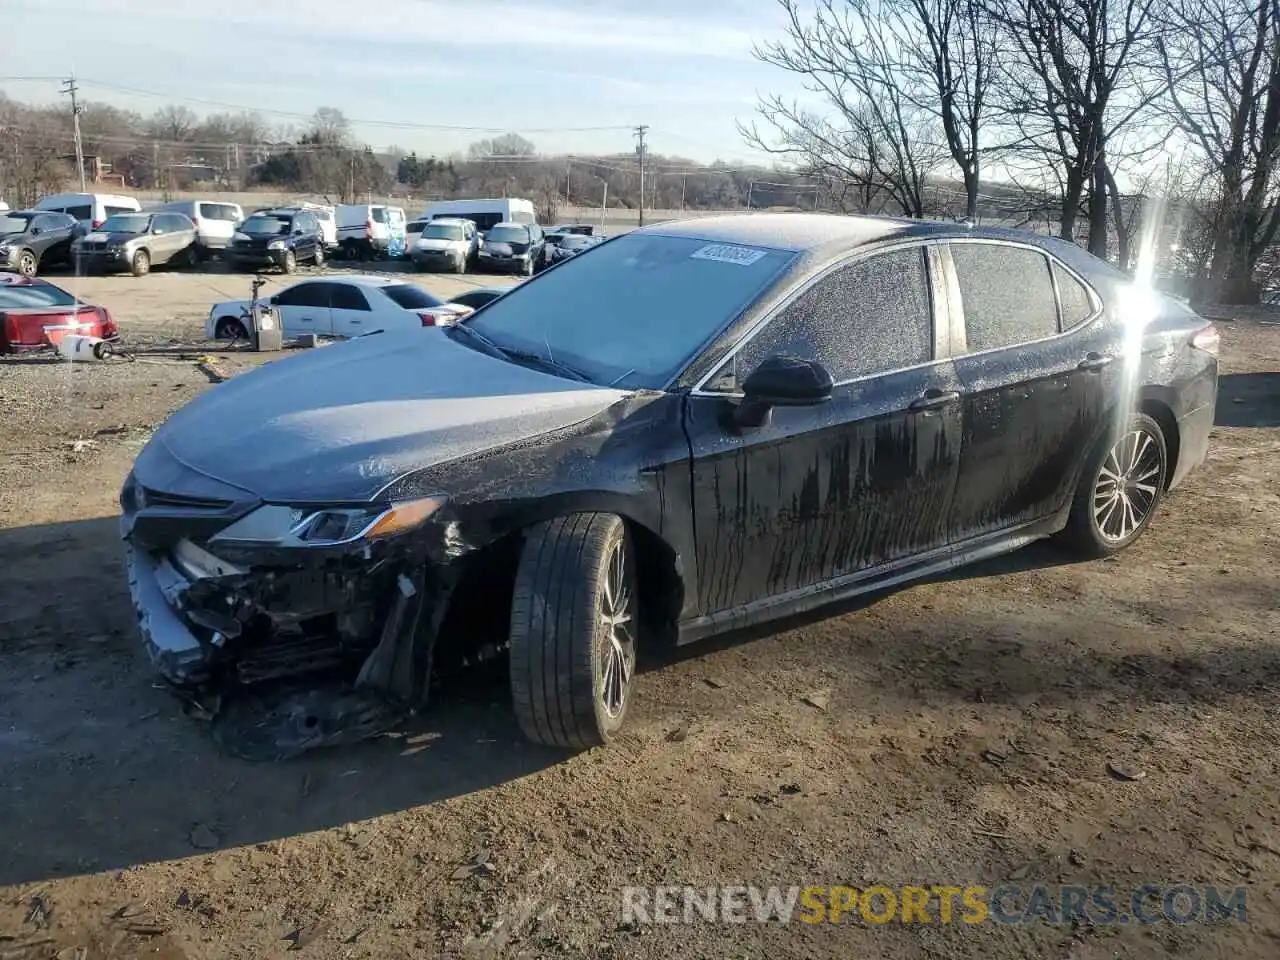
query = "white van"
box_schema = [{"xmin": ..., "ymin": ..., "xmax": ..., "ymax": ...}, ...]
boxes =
[
  {"xmin": 37, "ymin": 192, "xmax": 141, "ymax": 230},
  {"xmin": 158, "ymin": 199, "xmax": 245, "ymax": 256},
  {"xmin": 421, "ymin": 198, "xmax": 536, "ymax": 235},
  {"xmin": 335, "ymin": 203, "xmax": 392, "ymax": 259}
]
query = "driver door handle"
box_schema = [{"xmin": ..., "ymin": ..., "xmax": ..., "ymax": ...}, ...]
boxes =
[
  {"xmin": 909, "ymin": 390, "xmax": 961, "ymax": 411},
  {"xmin": 1078, "ymin": 352, "xmax": 1114, "ymax": 371}
]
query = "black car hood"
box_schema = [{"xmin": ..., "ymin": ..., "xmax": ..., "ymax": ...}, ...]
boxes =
[{"xmin": 140, "ymin": 329, "xmax": 631, "ymax": 503}]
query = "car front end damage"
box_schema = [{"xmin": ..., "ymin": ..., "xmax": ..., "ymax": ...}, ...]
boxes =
[{"xmin": 120, "ymin": 475, "xmax": 477, "ymax": 759}]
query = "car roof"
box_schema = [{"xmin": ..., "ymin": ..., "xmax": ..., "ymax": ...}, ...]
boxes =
[
  {"xmin": 491, "ymin": 221, "xmax": 528, "ymax": 229},
  {"xmin": 296, "ymin": 274, "xmax": 406, "ymax": 289}
]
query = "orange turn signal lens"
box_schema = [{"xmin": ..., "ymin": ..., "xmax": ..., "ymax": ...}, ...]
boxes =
[{"xmin": 363, "ymin": 496, "xmax": 447, "ymax": 540}]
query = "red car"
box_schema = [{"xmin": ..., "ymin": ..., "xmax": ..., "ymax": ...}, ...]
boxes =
[{"xmin": 0, "ymin": 274, "xmax": 117, "ymax": 354}]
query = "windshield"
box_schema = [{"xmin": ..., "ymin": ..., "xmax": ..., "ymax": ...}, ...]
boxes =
[
  {"xmin": 240, "ymin": 217, "xmax": 289, "ymax": 236},
  {"xmin": 422, "ymin": 223, "xmax": 466, "ymax": 241},
  {"xmin": 486, "ymin": 226, "xmax": 529, "ymax": 244},
  {"xmin": 101, "ymin": 214, "xmax": 150, "ymax": 233},
  {"xmin": 465, "ymin": 233, "xmax": 794, "ymax": 389},
  {"xmin": 0, "ymin": 214, "xmax": 34, "ymax": 234}
]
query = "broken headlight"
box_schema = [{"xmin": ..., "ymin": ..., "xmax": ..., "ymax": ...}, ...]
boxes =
[{"xmin": 210, "ymin": 496, "xmax": 446, "ymax": 547}]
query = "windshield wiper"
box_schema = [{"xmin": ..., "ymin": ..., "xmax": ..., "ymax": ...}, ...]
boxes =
[
  {"xmin": 448, "ymin": 324, "xmax": 592, "ymax": 383},
  {"xmin": 501, "ymin": 347, "xmax": 593, "ymax": 384},
  {"xmin": 447, "ymin": 322, "xmax": 511, "ymax": 361}
]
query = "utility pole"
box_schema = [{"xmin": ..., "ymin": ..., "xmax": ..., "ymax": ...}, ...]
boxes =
[
  {"xmin": 634, "ymin": 124, "xmax": 648, "ymax": 227},
  {"xmin": 61, "ymin": 75, "xmax": 87, "ymax": 191},
  {"xmin": 565, "ymin": 161, "xmax": 571, "ymax": 207}
]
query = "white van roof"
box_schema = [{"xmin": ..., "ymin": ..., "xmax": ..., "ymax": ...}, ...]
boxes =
[{"xmin": 38, "ymin": 192, "xmax": 140, "ymax": 207}]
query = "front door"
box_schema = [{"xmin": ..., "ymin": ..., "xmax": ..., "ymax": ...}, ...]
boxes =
[
  {"xmin": 271, "ymin": 281, "xmax": 333, "ymax": 336},
  {"xmin": 684, "ymin": 245, "xmax": 963, "ymax": 617},
  {"xmin": 945, "ymin": 241, "xmax": 1118, "ymax": 540}
]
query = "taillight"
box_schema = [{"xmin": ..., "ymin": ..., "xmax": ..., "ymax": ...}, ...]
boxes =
[
  {"xmin": 92, "ymin": 219, "xmax": 103, "ymax": 229},
  {"xmin": 99, "ymin": 307, "xmax": 118, "ymax": 339},
  {"xmin": 419, "ymin": 312, "xmax": 437, "ymax": 326},
  {"xmin": 1191, "ymin": 323, "xmax": 1220, "ymax": 357}
]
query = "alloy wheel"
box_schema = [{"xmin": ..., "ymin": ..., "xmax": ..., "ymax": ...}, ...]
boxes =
[
  {"xmin": 1093, "ymin": 426, "xmax": 1163, "ymax": 542},
  {"xmin": 598, "ymin": 539, "xmax": 636, "ymax": 719},
  {"xmin": 18, "ymin": 251, "xmax": 37, "ymax": 276}
]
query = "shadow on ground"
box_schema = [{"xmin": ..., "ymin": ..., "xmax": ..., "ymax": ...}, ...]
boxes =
[
  {"xmin": 0, "ymin": 516, "xmax": 564, "ymax": 888},
  {"xmin": 1216, "ymin": 372, "xmax": 1280, "ymax": 428}
]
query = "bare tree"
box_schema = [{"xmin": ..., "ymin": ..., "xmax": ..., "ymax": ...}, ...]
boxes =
[
  {"xmin": 147, "ymin": 104, "xmax": 198, "ymax": 142},
  {"xmin": 742, "ymin": 0, "xmax": 948, "ymax": 218},
  {"xmin": 991, "ymin": 0, "xmax": 1168, "ymax": 255},
  {"xmin": 1158, "ymin": 0, "xmax": 1280, "ymax": 302}
]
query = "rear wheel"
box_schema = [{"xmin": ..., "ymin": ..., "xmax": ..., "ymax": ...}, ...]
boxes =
[
  {"xmin": 1062, "ymin": 413, "xmax": 1168, "ymax": 557},
  {"xmin": 509, "ymin": 513, "xmax": 637, "ymax": 749},
  {"xmin": 214, "ymin": 317, "xmax": 248, "ymax": 340},
  {"xmin": 131, "ymin": 250, "xmax": 150, "ymax": 277},
  {"xmin": 16, "ymin": 249, "xmax": 37, "ymax": 277}
]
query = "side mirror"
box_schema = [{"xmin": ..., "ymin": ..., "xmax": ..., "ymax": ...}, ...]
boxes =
[{"xmin": 735, "ymin": 355, "xmax": 833, "ymax": 429}]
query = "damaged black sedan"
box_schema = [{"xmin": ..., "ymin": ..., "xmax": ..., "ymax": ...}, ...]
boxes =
[{"xmin": 121, "ymin": 214, "xmax": 1218, "ymax": 756}]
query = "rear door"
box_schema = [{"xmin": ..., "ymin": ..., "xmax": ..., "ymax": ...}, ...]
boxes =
[
  {"xmin": 271, "ymin": 281, "xmax": 333, "ymax": 335},
  {"xmin": 944, "ymin": 241, "xmax": 1116, "ymax": 539},
  {"xmin": 684, "ymin": 244, "xmax": 963, "ymax": 615},
  {"xmin": 328, "ymin": 283, "xmax": 376, "ymax": 337},
  {"xmin": 31, "ymin": 214, "xmax": 74, "ymax": 264}
]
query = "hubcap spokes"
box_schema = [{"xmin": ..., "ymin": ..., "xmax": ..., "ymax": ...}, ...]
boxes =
[
  {"xmin": 599, "ymin": 541, "xmax": 635, "ymax": 718},
  {"xmin": 1094, "ymin": 428, "xmax": 1161, "ymax": 542}
]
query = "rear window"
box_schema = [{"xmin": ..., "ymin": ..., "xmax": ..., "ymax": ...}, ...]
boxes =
[
  {"xmin": 198, "ymin": 203, "xmax": 241, "ymax": 221},
  {"xmin": 407, "ymin": 220, "xmax": 426, "ymax": 233},
  {"xmin": 0, "ymin": 282, "xmax": 78, "ymax": 308},
  {"xmin": 103, "ymin": 205, "xmax": 135, "ymax": 218},
  {"xmin": 379, "ymin": 284, "xmax": 444, "ymax": 309},
  {"xmin": 65, "ymin": 205, "xmax": 92, "ymax": 221},
  {"xmin": 372, "ymin": 208, "xmax": 388, "ymax": 223},
  {"xmin": 951, "ymin": 242, "xmax": 1059, "ymax": 351},
  {"xmin": 1053, "ymin": 262, "xmax": 1096, "ymax": 330}
]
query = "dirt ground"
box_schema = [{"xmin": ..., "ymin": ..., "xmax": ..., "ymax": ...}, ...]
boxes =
[{"xmin": 0, "ymin": 272, "xmax": 1278, "ymax": 959}]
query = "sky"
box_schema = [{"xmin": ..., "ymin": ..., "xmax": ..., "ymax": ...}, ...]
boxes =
[{"xmin": 0, "ymin": 0, "xmax": 808, "ymax": 166}]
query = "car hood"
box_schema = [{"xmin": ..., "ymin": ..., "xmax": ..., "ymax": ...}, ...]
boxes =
[
  {"xmin": 80, "ymin": 230, "xmax": 145, "ymax": 244},
  {"xmin": 145, "ymin": 328, "xmax": 631, "ymax": 503},
  {"xmin": 415, "ymin": 238, "xmax": 463, "ymax": 251}
]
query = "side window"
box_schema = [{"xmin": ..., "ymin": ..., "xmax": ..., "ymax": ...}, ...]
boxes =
[
  {"xmin": 1053, "ymin": 262, "xmax": 1096, "ymax": 331},
  {"xmin": 951, "ymin": 243, "xmax": 1058, "ymax": 351},
  {"xmin": 330, "ymin": 284, "xmax": 370, "ymax": 311},
  {"xmin": 275, "ymin": 282, "xmax": 328, "ymax": 308},
  {"xmin": 708, "ymin": 246, "xmax": 935, "ymax": 391},
  {"xmin": 31, "ymin": 215, "xmax": 55, "ymax": 232},
  {"xmin": 68, "ymin": 205, "xmax": 92, "ymax": 221}
]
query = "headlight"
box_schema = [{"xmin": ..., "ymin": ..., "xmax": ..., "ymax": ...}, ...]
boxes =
[
  {"xmin": 209, "ymin": 496, "xmax": 446, "ymax": 547},
  {"xmin": 0, "ymin": 244, "xmax": 10, "ymax": 256},
  {"xmin": 233, "ymin": 232, "xmax": 250, "ymax": 242},
  {"xmin": 268, "ymin": 239, "xmax": 286, "ymax": 250}
]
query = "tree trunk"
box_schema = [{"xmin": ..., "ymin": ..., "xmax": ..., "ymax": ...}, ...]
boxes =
[
  {"xmin": 1086, "ymin": 154, "xmax": 1109, "ymax": 259},
  {"xmin": 1201, "ymin": 212, "xmax": 1258, "ymax": 304},
  {"xmin": 962, "ymin": 164, "xmax": 979, "ymax": 221},
  {"xmin": 1103, "ymin": 165, "xmax": 1131, "ymax": 271},
  {"xmin": 1060, "ymin": 165, "xmax": 1085, "ymax": 243}
]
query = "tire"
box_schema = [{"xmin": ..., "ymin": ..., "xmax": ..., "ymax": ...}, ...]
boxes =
[
  {"xmin": 509, "ymin": 513, "xmax": 638, "ymax": 749},
  {"xmin": 313, "ymin": 244, "xmax": 325, "ymax": 268},
  {"xmin": 1061, "ymin": 412, "xmax": 1168, "ymax": 557},
  {"xmin": 341, "ymin": 242, "xmax": 359, "ymax": 262},
  {"xmin": 522, "ymin": 258, "xmax": 534, "ymax": 277},
  {"xmin": 454, "ymin": 254, "xmax": 466, "ymax": 275},
  {"xmin": 282, "ymin": 250, "xmax": 297, "ymax": 275},
  {"xmin": 214, "ymin": 317, "xmax": 248, "ymax": 340},
  {"xmin": 131, "ymin": 250, "xmax": 151, "ymax": 277},
  {"xmin": 16, "ymin": 249, "xmax": 37, "ymax": 277},
  {"xmin": 185, "ymin": 245, "xmax": 204, "ymax": 268}
]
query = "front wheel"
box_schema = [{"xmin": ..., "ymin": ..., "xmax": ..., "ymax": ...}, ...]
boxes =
[
  {"xmin": 313, "ymin": 244, "xmax": 325, "ymax": 268},
  {"xmin": 131, "ymin": 250, "xmax": 150, "ymax": 277},
  {"xmin": 214, "ymin": 317, "xmax": 248, "ymax": 340},
  {"xmin": 1061, "ymin": 413, "xmax": 1168, "ymax": 557},
  {"xmin": 16, "ymin": 249, "xmax": 37, "ymax": 277},
  {"xmin": 281, "ymin": 250, "xmax": 297, "ymax": 274},
  {"xmin": 509, "ymin": 513, "xmax": 637, "ymax": 749}
]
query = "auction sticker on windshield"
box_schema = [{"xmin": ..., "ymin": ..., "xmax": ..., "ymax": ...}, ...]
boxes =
[{"xmin": 691, "ymin": 243, "xmax": 768, "ymax": 266}]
